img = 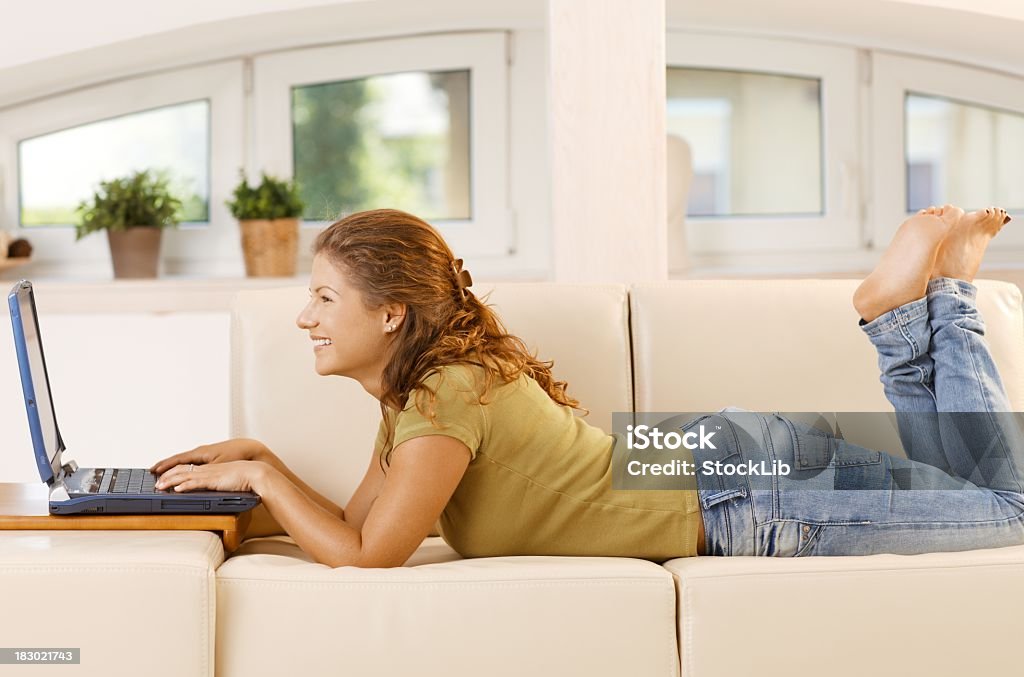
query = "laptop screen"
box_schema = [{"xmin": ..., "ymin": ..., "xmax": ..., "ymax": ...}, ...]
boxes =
[{"xmin": 8, "ymin": 280, "xmax": 63, "ymax": 483}]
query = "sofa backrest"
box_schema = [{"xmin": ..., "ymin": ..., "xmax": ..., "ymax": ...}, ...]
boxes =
[
  {"xmin": 232, "ymin": 278, "xmax": 1024, "ymax": 513},
  {"xmin": 230, "ymin": 284, "xmax": 631, "ymax": 507},
  {"xmin": 629, "ymin": 279, "xmax": 1024, "ymax": 412}
]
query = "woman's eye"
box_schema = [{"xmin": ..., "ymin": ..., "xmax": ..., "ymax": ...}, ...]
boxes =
[{"xmin": 321, "ymin": 295, "xmax": 332, "ymax": 303}]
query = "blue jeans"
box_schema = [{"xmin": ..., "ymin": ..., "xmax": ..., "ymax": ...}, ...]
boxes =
[{"xmin": 694, "ymin": 278, "xmax": 1024, "ymax": 556}]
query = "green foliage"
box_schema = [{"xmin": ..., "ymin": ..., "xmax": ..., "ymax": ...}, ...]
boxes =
[
  {"xmin": 292, "ymin": 79, "xmax": 373, "ymax": 220},
  {"xmin": 75, "ymin": 170, "xmax": 182, "ymax": 241},
  {"xmin": 226, "ymin": 172, "xmax": 305, "ymax": 220},
  {"xmin": 291, "ymin": 73, "xmax": 469, "ymax": 221}
]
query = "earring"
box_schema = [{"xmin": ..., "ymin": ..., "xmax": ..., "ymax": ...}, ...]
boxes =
[{"xmin": 386, "ymin": 324, "xmax": 395, "ymax": 333}]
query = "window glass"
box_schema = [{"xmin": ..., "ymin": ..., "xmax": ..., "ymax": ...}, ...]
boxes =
[
  {"xmin": 666, "ymin": 67, "xmax": 822, "ymax": 217},
  {"xmin": 18, "ymin": 100, "xmax": 210, "ymax": 226},
  {"xmin": 292, "ymin": 70, "xmax": 471, "ymax": 221},
  {"xmin": 906, "ymin": 93, "xmax": 1024, "ymax": 212}
]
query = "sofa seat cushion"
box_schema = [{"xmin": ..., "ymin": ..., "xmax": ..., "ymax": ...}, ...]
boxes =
[
  {"xmin": 216, "ymin": 536, "xmax": 680, "ymax": 677},
  {"xmin": 0, "ymin": 530, "xmax": 223, "ymax": 677},
  {"xmin": 664, "ymin": 544, "xmax": 1024, "ymax": 677}
]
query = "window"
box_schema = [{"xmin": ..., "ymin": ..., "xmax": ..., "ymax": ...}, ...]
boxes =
[
  {"xmin": 666, "ymin": 33, "xmax": 860, "ymax": 269},
  {"xmin": 667, "ymin": 67, "xmax": 823, "ymax": 217},
  {"xmin": 905, "ymin": 93, "xmax": 1024, "ymax": 213},
  {"xmin": 0, "ymin": 62, "xmax": 244, "ymax": 276},
  {"xmin": 253, "ymin": 32, "xmax": 509, "ymax": 260},
  {"xmin": 19, "ymin": 100, "xmax": 210, "ymax": 227},
  {"xmin": 292, "ymin": 70, "xmax": 471, "ymax": 221},
  {"xmin": 871, "ymin": 52, "xmax": 1024, "ymax": 253}
]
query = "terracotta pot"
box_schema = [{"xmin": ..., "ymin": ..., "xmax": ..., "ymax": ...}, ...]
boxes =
[
  {"xmin": 107, "ymin": 227, "xmax": 162, "ymax": 279},
  {"xmin": 239, "ymin": 218, "xmax": 299, "ymax": 277}
]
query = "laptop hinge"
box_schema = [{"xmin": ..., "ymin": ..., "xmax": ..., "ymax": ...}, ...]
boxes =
[
  {"xmin": 48, "ymin": 459, "xmax": 78, "ymax": 502},
  {"xmin": 49, "ymin": 479, "xmax": 71, "ymax": 502}
]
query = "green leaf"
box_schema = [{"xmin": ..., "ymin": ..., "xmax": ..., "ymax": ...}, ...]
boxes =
[
  {"xmin": 225, "ymin": 170, "xmax": 305, "ymax": 220},
  {"xmin": 74, "ymin": 170, "xmax": 183, "ymax": 241}
]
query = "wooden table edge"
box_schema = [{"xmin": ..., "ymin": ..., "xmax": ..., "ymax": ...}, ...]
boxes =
[{"xmin": 0, "ymin": 483, "xmax": 254, "ymax": 554}]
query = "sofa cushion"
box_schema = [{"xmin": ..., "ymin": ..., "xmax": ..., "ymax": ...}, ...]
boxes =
[
  {"xmin": 216, "ymin": 538, "xmax": 679, "ymax": 677},
  {"xmin": 664, "ymin": 544, "xmax": 1024, "ymax": 677},
  {"xmin": 230, "ymin": 283, "xmax": 632, "ymax": 533},
  {"xmin": 629, "ymin": 279, "xmax": 1024, "ymax": 412},
  {"xmin": 0, "ymin": 531, "xmax": 222, "ymax": 677}
]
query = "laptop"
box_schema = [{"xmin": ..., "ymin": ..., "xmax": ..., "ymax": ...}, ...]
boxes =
[{"xmin": 8, "ymin": 279, "xmax": 261, "ymax": 515}]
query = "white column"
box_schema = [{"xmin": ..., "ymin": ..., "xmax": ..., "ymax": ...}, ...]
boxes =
[{"xmin": 547, "ymin": 0, "xmax": 667, "ymax": 283}]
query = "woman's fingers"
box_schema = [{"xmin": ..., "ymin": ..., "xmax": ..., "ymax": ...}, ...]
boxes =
[
  {"xmin": 154, "ymin": 463, "xmax": 197, "ymax": 489},
  {"xmin": 149, "ymin": 448, "xmax": 205, "ymax": 474}
]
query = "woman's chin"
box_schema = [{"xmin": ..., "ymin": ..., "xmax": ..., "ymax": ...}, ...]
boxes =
[{"xmin": 313, "ymin": 360, "xmax": 336, "ymax": 376}]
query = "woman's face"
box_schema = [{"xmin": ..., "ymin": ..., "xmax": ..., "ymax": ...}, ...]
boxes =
[{"xmin": 296, "ymin": 254, "xmax": 397, "ymax": 382}]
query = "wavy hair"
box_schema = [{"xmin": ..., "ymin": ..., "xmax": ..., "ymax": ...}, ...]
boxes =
[{"xmin": 313, "ymin": 209, "xmax": 585, "ymax": 466}]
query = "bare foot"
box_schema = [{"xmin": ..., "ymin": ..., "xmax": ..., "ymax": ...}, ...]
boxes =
[
  {"xmin": 853, "ymin": 205, "xmax": 960, "ymax": 323},
  {"xmin": 931, "ymin": 207, "xmax": 1012, "ymax": 283}
]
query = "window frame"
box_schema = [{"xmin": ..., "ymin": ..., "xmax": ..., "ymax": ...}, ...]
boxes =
[
  {"xmin": 251, "ymin": 31, "xmax": 510, "ymax": 262},
  {"xmin": 0, "ymin": 62, "xmax": 245, "ymax": 276},
  {"xmin": 870, "ymin": 51, "xmax": 1024, "ymax": 255},
  {"xmin": 666, "ymin": 32, "xmax": 862, "ymax": 270}
]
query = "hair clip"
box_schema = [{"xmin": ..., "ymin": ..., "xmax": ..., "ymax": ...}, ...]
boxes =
[{"xmin": 452, "ymin": 258, "xmax": 473, "ymax": 300}]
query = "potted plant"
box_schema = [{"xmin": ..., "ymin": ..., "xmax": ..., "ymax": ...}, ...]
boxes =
[
  {"xmin": 75, "ymin": 170, "xmax": 181, "ymax": 279},
  {"xmin": 227, "ymin": 172, "xmax": 305, "ymax": 277}
]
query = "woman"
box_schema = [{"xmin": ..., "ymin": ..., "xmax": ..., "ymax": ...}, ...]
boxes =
[{"xmin": 150, "ymin": 206, "xmax": 1024, "ymax": 565}]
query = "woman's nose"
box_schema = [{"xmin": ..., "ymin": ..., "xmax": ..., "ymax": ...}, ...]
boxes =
[{"xmin": 296, "ymin": 307, "xmax": 315, "ymax": 329}]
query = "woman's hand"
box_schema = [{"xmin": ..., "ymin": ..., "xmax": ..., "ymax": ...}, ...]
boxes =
[
  {"xmin": 149, "ymin": 439, "xmax": 271, "ymax": 475},
  {"xmin": 154, "ymin": 460, "xmax": 270, "ymax": 494}
]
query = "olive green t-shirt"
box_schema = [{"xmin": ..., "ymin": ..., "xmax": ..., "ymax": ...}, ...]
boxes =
[{"xmin": 374, "ymin": 363, "xmax": 701, "ymax": 562}]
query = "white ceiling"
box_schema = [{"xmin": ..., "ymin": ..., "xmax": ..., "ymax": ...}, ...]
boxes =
[
  {"xmin": 893, "ymin": 0, "xmax": 1024, "ymax": 21},
  {"xmin": 0, "ymin": 0, "xmax": 356, "ymax": 70},
  {"xmin": 1, "ymin": 0, "xmax": 1022, "ymax": 108},
  {"xmin": 669, "ymin": 0, "xmax": 1024, "ymax": 76},
  {"xmin": 6, "ymin": 0, "xmax": 1024, "ymax": 73}
]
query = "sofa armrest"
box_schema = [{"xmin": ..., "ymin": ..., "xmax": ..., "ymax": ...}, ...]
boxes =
[{"xmin": 0, "ymin": 531, "xmax": 224, "ymax": 677}]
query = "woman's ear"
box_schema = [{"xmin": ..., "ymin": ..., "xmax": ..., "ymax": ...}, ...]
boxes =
[{"xmin": 383, "ymin": 303, "xmax": 407, "ymax": 331}]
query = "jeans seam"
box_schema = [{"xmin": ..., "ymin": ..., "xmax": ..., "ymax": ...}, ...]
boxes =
[
  {"xmin": 760, "ymin": 415, "xmax": 779, "ymax": 523},
  {"xmin": 962, "ymin": 340, "xmax": 1019, "ymax": 493},
  {"xmin": 773, "ymin": 510, "xmax": 1024, "ymax": 527},
  {"xmin": 962, "ymin": 326, "xmax": 1024, "ymax": 493}
]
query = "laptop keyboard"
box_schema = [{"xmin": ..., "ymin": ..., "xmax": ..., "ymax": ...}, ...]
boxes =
[{"xmin": 104, "ymin": 468, "xmax": 159, "ymax": 494}]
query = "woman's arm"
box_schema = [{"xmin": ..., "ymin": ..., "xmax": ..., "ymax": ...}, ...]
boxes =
[
  {"xmin": 252, "ymin": 434, "xmax": 470, "ymax": 567},
  {"xmin": 258, "ymin": 444, "xmax": 346, "ymax": 520},
  {"xmin": 155, "ymin": 435, "xmax": 471, "ymax": 567},
  {"xmin": 151, "ymin": 438, "xmax": 345, "ymax": 522}
]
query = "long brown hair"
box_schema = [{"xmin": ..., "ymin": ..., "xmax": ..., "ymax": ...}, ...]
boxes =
[{"xmin": 313, "ymin": 209, "xmax": 585, "ymax": 465}]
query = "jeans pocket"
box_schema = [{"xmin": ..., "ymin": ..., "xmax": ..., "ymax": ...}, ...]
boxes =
[
  {"xmin": 789, "ymin": 419, "xmax": 882, "ymax": 470},
  {"xmin": 793, "ymin": 522, "xmax": 825, "ymax": 557},
  {"xmin": 700, "ymin": 485, "xmax": 748, "ymax": 511}
]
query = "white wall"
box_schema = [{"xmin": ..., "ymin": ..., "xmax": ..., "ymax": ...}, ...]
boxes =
[{"xmin": 0, "ymin": 310, "xmax": 230, "ymax": 483}]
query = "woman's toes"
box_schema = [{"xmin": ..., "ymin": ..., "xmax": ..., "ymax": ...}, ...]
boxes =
[{"xmin": 939, "ymin": 205, "xmax": 964, "ymax": 228}]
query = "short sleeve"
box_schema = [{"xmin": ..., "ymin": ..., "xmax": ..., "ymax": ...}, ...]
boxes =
[
  {"xmin": 372, "ymin": 417, "xmax": 388, "ymax": 455},
  {"xmin": 390, "ymin": 365, "xmax": 486, "ymax": 460}
]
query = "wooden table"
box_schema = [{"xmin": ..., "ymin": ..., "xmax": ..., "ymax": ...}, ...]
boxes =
[{"xmin": 0, "ymin": 483, "xmax": 251, "ymax": 552}]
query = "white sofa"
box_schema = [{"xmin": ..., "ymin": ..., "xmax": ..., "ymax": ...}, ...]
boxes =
[{"xmin": 3, "ymin": 279, "xmax": 1023, "ymax": 677}]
